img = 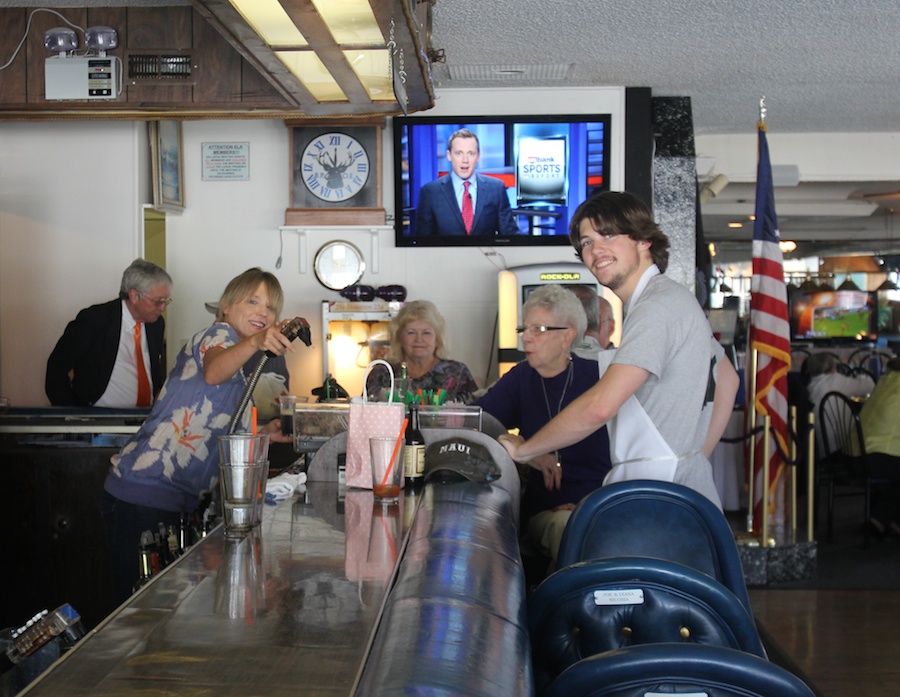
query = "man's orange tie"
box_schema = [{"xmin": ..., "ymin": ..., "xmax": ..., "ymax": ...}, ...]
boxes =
[
  {"xmin": 462, "ymin": 180, "xmax": 474, "ymax": 235},
  {"xmin": 134, "ymin": 322, "xmax": 151, "ymax": 407}
]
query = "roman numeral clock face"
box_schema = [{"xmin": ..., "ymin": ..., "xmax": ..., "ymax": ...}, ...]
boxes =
[{"xmin": 301, "ymin": 132, "xmax": 370, "ymax": 202}]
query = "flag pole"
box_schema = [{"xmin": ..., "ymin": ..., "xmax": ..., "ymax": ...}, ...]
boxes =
[
  {"xmin": 748, "ymin": 94, "xmax": 791, "ymax": 537},
  {"xmin": 746, "ymin": 348, "xmax": 758, "ymax": 534}
]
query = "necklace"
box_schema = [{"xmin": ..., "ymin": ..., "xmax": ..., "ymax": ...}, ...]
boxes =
[{"xmin": 540, "ymin": 359, "xmax": 573, "ymax": 468}]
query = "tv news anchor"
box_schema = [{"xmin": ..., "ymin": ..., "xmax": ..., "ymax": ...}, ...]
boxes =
[{"xmin": 415, "ymin": 128, "xmax": 519, "ymax": 237}]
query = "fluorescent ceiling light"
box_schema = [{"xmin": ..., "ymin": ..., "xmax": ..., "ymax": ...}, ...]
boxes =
[
  {"xmin": 344, "ymin": 49, "xmax": 392, "ymax": 100},
  {"xmin": 276, "ymin": 51, "xmax": 346, "ymax": 101},
  {"xmin": 230, "ymin": 0, "xmax": 308, "ymax": 47},
  {"xmin": 312, "ymin": 0, "xmax": 384, "ymax": 44}
]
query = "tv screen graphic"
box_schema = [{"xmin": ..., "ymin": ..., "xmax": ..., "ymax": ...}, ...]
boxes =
[
  {"xmin": 393, "ymin": 114, "xmax": 611, "ymax": 248},
  {"xmin": 789, "ymin": 290, "xmax": 877, "ymax": 342}
]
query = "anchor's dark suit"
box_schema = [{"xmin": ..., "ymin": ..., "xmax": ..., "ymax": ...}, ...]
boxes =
[{"xmin": 415, "ymin": 173, "xmax": 519, "ymax": 237}]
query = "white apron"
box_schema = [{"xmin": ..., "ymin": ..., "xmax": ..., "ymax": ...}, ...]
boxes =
[
  {"xmin": 597, "ymin": 348, "xmax": 678, "ymax": 485},
  {"xmin": 597, "ymin": 265, "xmax": 685, "ymax": 486}
]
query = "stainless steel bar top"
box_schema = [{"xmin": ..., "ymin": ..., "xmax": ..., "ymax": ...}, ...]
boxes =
[{"xmin": 22, "ymin": 482, "xmax": 411, "ymax": 696}]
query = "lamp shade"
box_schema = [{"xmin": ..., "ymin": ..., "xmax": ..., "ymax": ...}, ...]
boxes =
[
  {"xmin": 877, "ymin": 278, "xmax": 899, "ymax": 291},
  {"xmin": 85, "ymin": 26, "xmax": 118, "ymax": 52},
  {"xmin": 43, "ymin": 28, "xmax": 78, "ymax": 54},
  {"xmin": 837, "ymin": 277, "xmax": 861, "ymax": 291}
]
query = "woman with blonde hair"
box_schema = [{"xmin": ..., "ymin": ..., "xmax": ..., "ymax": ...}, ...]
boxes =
[
  {"xmin": 366, "ymin": 299, "xmax": 478, "ymax": 403},
  {"xmin": 101, "ymin": 268, "xmax": 298, "ymax": 603}
]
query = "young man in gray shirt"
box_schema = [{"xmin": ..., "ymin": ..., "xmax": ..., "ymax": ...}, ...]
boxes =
[{"xmin": 500, "ymin": 191, "xmax": 738, "ymax": 508}]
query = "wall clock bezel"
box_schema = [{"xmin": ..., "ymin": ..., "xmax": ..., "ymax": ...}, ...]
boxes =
[
  {"xmin": 313, "ymin": 239, "xmax": 366, "ymax": 291},
  {"xmin": 286, "ymin": 120, "xmax": 385, "ymax": 227}
]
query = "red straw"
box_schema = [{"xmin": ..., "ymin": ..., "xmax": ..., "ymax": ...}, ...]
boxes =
[
  {"xmin": 381, "ymin": 418, "xmax": 409, "ymax": 487},
  {"xmin": 251, "ymin": 406, "xmax": 258, "ymax": 435}
]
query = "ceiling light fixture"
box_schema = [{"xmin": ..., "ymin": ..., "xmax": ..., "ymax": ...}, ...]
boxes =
[
  {"xmin": 837, "ymin": 275, "xmax": 861, "ymax": 291},
  {"xmin": 727, "ymin": 222, "xmax": 743, "ymax": 229},
  {"xmin": 779, "ymin": 240, "xmax": 797, "ymax": 253},
  {"xmin": 229, "ymin": 0, "xmax": 394, "ymax": 102},
  {"xmin": 193, "ymin": 0, "xmax": 435, "ymax": 114}
]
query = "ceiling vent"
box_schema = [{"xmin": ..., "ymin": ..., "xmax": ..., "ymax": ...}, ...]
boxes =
[{"xmin": 447, "ymin": 63, "xmax": 574, "ymax": 81}]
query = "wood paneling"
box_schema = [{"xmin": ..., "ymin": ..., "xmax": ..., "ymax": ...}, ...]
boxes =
[
  {"xmin": 0, "ymin": 3, "xmax": 427, "ymax": 119},
  {"xmin": 125, "ymin": 6, "xmax": 191, "ymax": 50},
  {"xmin": 0, "ymin": 6, "xmax": 301, "ymax": 118},
  {"xmin": 0, "ymin": 10, "xmax": 27, "ymax": 103},
  {"xmin": 192, "ymin": 6, "xmax": 241, "ymax": 104}
]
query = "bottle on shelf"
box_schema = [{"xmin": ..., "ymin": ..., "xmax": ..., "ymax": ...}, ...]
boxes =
[
  {"xmin": 157, "ymin": 522, "xmax": 172, "ymax": 567},
  {"xmin": 134, "ymin": 530, "xmax": 156, "ymax": 592},
  {"xmin": 166, "ymin": 524, "xmax": 179, "ymax": 559},
  {"xmin": 403, "ymin": 403, "xmax": 425, "ymax": 488},
  {"xmin": 178, "ymin": 513, "xmax": 192, "ymax": 555}
]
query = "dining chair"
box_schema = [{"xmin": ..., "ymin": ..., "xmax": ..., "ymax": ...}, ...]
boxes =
[{"xmin": 817, "ymin": 390, "xmax": 885, "ymax": 547}]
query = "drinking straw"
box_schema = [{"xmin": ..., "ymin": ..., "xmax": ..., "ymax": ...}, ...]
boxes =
[
  {"xmin": 251, "ymin": 406, "xmax": 258, "ymax": 435},
  {"xmin": 380, "ymin": 417, "xmax": 409, "ymax": 488}
]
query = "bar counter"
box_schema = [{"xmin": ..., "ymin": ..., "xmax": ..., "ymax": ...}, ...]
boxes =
[{"xmin": 21, "ymin": 482, "xmax": 410, "ymax": 696}]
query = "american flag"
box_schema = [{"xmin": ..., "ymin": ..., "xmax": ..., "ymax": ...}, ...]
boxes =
[{"xmin": 749, "ymin": 121, "xmax": 791, "ymax": 529}]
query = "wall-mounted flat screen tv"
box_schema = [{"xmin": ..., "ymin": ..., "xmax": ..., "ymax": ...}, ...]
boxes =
[
  {"xmin": 393, "ymin": 114, "xmax": 611, "ymax": 247},
  {"xmin": 789, "ymin": 289, "xmax": 877, "ymax": 342}
]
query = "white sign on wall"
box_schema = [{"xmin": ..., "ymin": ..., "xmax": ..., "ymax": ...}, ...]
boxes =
[{"xmin": 202, "ymin": 142, "xmax": 250, "ymax": 181}]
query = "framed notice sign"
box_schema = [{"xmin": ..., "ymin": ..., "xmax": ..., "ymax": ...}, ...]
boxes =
[{"xmin": 202, "ymin": 142, "xmax": 250, "ymax": 181}]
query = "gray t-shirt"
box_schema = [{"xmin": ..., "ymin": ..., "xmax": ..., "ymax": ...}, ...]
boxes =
[{"xmin": 613, "ymin": 269, "xmax": 725, "ymax": 507}]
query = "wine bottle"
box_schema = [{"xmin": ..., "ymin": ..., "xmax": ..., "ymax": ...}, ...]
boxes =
[{"xmin": 404, "ymin": 404, "xmax": 425, "ymax": 487}]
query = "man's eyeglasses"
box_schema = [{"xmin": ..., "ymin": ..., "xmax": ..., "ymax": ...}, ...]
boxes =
[
  {"xmin": 143, "ymin": 296, "xmax": 173, "ymax": 308},
  {"xmin": 515, "ymin": 325, "xmax": 568, "ymax": 336}
]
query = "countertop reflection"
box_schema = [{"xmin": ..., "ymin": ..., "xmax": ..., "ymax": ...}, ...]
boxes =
[{"xmin": 22, "ymin": 482, "xmax": 416, "ymax": 697}]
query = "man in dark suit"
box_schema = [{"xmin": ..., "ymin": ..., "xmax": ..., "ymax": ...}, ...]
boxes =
[
  {"xmin": 415, "ymin": 128, "xmax": 520, "ymax": 237},
  {"xmin": 46, "ymin": 259, "xmax": 172, "ymax": 408}
]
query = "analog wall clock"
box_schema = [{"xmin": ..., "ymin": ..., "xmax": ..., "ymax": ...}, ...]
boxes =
[
  {"xmin": 289, "ymin": 123, "xmax": 382, "ymax": 212},
  {"xmin": 313, "ymin": 240, "xmax": 366, "ymax": 291},
  {"xmin": 300, "ymin": 132, "xmax": 370, "ymax": 202}
]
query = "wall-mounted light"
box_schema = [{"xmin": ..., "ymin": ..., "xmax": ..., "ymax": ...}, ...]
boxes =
[
  {"xmin": 84, "ymin": 26, "xmax": 118, "ymax": 56},
  {"xmin": 44, "ymin": 24, "xmax": 121, "ymax": 100},
  {"xmin": 699, "ymin": 173, "xmax": 729, "ymax": 204},
  {"xmin": 43, "ymin": 27, "xmax": 78, "ymax": 56}
]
